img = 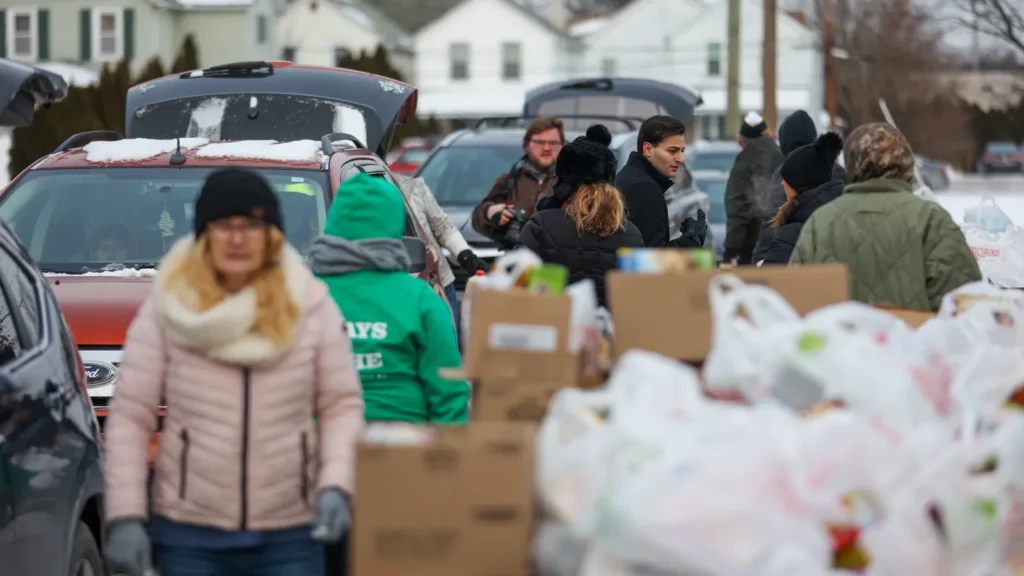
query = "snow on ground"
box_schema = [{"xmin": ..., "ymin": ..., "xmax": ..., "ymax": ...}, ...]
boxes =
[
  {"xmin": 194, "ymin": 140, "xmax": 322, "ymax": 162},
  {"xmin": 83, "ymin": 138, "xmax": 208, "ymax": 163}
]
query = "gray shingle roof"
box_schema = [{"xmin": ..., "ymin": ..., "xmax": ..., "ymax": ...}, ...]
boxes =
[{"xmin": 364, "ymin": 0, "xmax": 465, "ymax": 33}]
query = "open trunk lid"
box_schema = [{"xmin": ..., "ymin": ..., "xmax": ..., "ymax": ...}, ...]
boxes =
[
  {"xmin": 523, "ymin": 77, "xmax": 702, "ymax": 129},
  {"xmin": 0, "ymin": 58, "xmax": 68, "ymax": 126},
  {"xmin": 125, "ymin": 62, "xmax": 417, "ymax": 155}
]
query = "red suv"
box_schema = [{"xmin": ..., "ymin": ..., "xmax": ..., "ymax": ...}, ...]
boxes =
[{"xmin": 0, "ymin": 61, "xmax": 437, "ymax": 446}]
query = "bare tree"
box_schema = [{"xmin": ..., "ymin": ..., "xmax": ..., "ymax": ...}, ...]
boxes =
[
  {"xmin": 807, "ymin": 0, "xmax": 976, "ymax": 167},
  {"xmin": 949, "ymin": 0, "xmax": 1024, "ymax": 56}
]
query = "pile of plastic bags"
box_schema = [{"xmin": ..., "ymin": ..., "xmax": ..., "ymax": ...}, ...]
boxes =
[
  {"xmin": 961, "ymin": 195, "xmax": 1024, "ymax": 288},
  {"xmin": 533, "ymin": 277, "xmax": 1024, "ymax": 576}
]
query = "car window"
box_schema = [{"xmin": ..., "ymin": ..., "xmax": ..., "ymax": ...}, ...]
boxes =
[
  {"xmin": 398, "ymin": 148, "xmax": 430, "ymax": 165},
  {"xmin": 694, "ymin": 178, "xmax": 727, "ymax": 224},
  {"xmin": 987, "ymin": 143, "xmax": 1019, "ymax": 153},
  {"xmin": 0, "ymin": 167, "xmax": 330, "ymax": 273},
  {"xmin": 687, "ymin": 152, "xmax": 738, "ymax": 174},
  {"xmin": 0, "ymin": 253, "xmax": 39, "ymax": 348},
  {"xmin": 418, "ymin": 144, "xmax": 524, "ymax": 206},
  {"xmin": 0, "ymin": 277, "xmax": 22, "ymax": 366}
]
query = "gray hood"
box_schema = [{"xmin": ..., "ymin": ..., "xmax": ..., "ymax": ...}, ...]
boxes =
[{"xmin": 307, "ymin": 234, "xmax": 409, "ymax": 275}]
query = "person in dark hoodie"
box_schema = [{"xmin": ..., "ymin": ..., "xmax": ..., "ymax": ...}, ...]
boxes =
[
  {"xmin": 518, "ymin": 124, "xmax": 644, "ymax": 307},
  {"xmin": 752, "ymin": 110, "xmax": 847, "ymax": 263},
  {"xmin": 724, "ymin": 111, "xmax": 784, "ymax": 264},
  {"xmin": 762, "ymin": 132, "xmax": 845, "ymax": 265},
  {"xmin": 614, "ymin": 115, "xmax": 707, "ymax": 248}
]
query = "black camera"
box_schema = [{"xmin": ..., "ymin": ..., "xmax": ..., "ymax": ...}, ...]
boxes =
[{"xmin": 499, "ymin": 208, "xmax": 529, "ymax": 248}]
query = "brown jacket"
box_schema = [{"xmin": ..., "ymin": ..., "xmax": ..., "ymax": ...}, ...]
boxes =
[
  {"xmin": 104, "ymin": 238, "xmax": 365, "ymax": 531},
  {"xmin": 470, "ymin": 166, "xmax": 555, "ymax": 237}
]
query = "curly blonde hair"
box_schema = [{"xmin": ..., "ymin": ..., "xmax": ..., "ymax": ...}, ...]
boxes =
[
  {"xmin": 162, "ymin": 227, "xmax": 300, "ymax": 347},
  {"xmin": 564, "ymin": 182, "xmax": 627, "ymax": 237}
]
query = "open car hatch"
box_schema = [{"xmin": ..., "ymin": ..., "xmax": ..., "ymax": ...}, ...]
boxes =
[
  {"xmin": 0, "ymin": 58, "xmax": 68, "ymax": 126},
  {"xmin": 125, "ymin": 61, "xmax": 418, "ymax": 155},
  {"xmin": 523, "ymin": 77, "xmax": 702, "ymax": 128}
]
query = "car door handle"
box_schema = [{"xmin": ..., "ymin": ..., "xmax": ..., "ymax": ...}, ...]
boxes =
[{"xmin": 44, "ymin": 381, "xmax": 65, "ymax": 421}]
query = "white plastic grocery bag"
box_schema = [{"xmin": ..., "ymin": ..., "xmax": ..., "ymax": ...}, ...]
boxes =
[
  {"xmin": 703, "ymin": 274, "xmax": 803, "ymax": 397},
  {"xmin": 604, "ymin": 350, "xmax": 707, "ymax": 428},
  {"xmin": 961, "ymin": 222, "xmax": 1024, "ymax": 288}
]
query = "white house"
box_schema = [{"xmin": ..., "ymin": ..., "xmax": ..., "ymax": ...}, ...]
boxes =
[
  {"xmin": 277, "ymin": 0, "xmax": 414, "ymax": 79},
  {"xmin": 413, "ymin": 0, "xmax": 580, "ymax": 118},
  {"xmin": 583, "ymin": 0, "xmax": 825, "ymax": 140}
]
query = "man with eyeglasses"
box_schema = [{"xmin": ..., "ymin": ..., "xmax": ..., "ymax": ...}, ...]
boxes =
[{"xmin": 471, "ymin": 117, "xmax": 564, "ymax": 243}]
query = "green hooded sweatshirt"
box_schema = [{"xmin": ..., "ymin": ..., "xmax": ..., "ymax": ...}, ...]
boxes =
[{"xmin": 309, "ymin": 173, "xmax": 469, "ymax": 423}]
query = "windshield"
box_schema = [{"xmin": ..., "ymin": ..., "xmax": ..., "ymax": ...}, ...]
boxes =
[
  {"xmin": 694, "ymin": 178, "xmax": 727, "ymax": 223},
  {"xmin": 987, "ymin": 143, "xmax": 1019, "ymax": 153},
  {"xmin": 0, "ymin": 167, "xmax": 328, "ymax": 273},
  {"xmin": 687, "ymin": 151, "xmax": 738, "ymax": 174},
  {"xmin": 418, "ymin": 144, "xmax": 524, "ymax": 206},
  {"xmin": 398, "ymin": 148, "xmax": 431, "ymax": 164},
  {"xmin": 131, "ymin": 94, "xmax": 369, "ymax": 146}
]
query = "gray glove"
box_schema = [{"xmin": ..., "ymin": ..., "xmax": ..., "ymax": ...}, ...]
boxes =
[
  {"xmin": 105, "ymin": 520, "xmax": 152, "ymax": 576},
  {"xmin": 310, "ymin": 488, "xmax": 351, "ymax": 543}
]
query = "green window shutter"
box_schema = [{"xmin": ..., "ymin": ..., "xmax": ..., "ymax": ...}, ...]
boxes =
[
  {"xmin": 80, "ymin": 9, "xmax": 91, "ymax": 62},
  {"xmin": 37, "ymin": 10, "xmax": 49, "ymax": 61},
  {"xmin": 123, "ymin": 9, "xmax": 134, "ymax": 62},
  {"xmin": 0, "ymin": 11, "xmax": 7, "ymax": 59}
]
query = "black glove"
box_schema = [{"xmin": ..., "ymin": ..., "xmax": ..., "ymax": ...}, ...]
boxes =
[
  {"xmin": 457, "ymin": 249, "xmax": 489, "ymax": 274},
  {"xmin": 676, "ymin": 209, "xmax": 708, "ymax": 248}
]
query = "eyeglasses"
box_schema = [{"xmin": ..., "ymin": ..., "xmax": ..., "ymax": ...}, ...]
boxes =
[
  {"xmin": 530, "ymin": 139, "xmax": 563, "ymax": 148},
  {"xmin": 208, "ymin": 219, "xmax": 266, "ymax": 236}
]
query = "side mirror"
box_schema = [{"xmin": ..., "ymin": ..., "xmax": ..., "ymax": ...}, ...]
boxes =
[{"xmin": 402, "ymin": 236, "xmax": 427, "ymax": 274}]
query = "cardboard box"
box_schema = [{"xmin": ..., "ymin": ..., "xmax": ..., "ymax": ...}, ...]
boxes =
[
  {"xmin": 472, "ymin": 349, "xmax": 580, "ymax": 421},
  {"xmin": 872, "ymin": 305, "xmax": 935, "ymax": 328},
  {"xmin": 463, "ymin": 290, "xmax": 580, "ymax": 422},
  {"xmin": 463, "ymin": 290, "xmax": 573, "ymax": 378},
  {"xmin": 607, "ymin": 264, "xmax": 849, "ymax": 362},
  {"xmin": 353, "ymin": 422, "xmax": 535, "ymax": 576}
]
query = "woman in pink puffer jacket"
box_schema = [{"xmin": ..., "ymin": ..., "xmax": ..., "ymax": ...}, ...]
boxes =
[{"xmin": 102, "ymin": 168, "xmax": 365, "ymax": 576}]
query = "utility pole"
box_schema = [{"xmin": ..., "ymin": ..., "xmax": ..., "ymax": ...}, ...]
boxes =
[
  {"xmin": 971, "ymin": 0, "xmax": 981, "ymax": 71},
  {"xmin": 762, "ymin": 0, "xmax": 777, "ymax": 133},
  {"xmin": 824, "ymin": 0, "xmax": 837, "ymax": 130},
  {"xmin": 726, "ymin": 0, "xmax": 741, "ymax": 136}
]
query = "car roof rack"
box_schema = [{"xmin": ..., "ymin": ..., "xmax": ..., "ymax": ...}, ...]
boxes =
[
  {"xmin": 321, "ymin": 132, "xmax": 367, "ymax": 155},
  {"xmin": 182, "ymin": 61, "xmax": 274, "ymax": 79},
  {"xmin": 473, "ymin": 114, "xmax": 644, "ymax": 131},
  {"xmin": 54, "ymin": 130, "xmax": 123, "ymax": 153}
]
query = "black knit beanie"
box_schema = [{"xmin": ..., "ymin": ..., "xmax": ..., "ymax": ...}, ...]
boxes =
[
  {"xmin": 193, "ymin": 168, "xmax": 284, "ymax": 236},
  {"xmin": 780, "ymin": 132, "xmax": 844, "ymax": 193},
  {"xmin": 544, "ymin": 124, "xmax": 617, "ymax": 209},
  {"xmin": 739, "ymin": 111, "xmax": 769, "ymax": 139}
]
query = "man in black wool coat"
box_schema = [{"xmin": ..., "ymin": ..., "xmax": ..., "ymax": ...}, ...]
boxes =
[{"xmin": 614, "ymin": 115, "xmax": 708, "ymax": 248}]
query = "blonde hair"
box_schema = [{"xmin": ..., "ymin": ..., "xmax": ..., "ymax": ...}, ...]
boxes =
[
  {"xmin": 564, "ymin": 182, "xmax": 627, "ymax": 237},
  {"xmin": 162, "ymin": 227, "xmax": 300, "ymax": 347}
]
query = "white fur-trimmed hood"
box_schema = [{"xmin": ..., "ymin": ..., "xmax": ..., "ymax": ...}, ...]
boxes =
[{"xmin": 152, "ymin": 236, "xmax": 311, "ymax": 367}]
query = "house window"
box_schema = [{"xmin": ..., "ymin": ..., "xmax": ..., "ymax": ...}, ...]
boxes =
[
  {"xmin": 601, "ymin": 57, "xmax": 616, "ymax": 76},
  {"xmin": 707, "ymin": 42, "xmax": 721, "ymax": 76},
  {"xmin": 700, "ymin": 114, "xmax": 728, "ymax": 140},
  {"xmin": 449, "ymin": 43, "xmax": 469, "ymax": 81},
  {"xmin": 282, "ymin": 46, "xmax": 296, "ymax": 61},
  {"xmin": 7, "ymin": 9, "xmax": 37, "ymax": 60},
  {"xmin": 92, "ymin": 9, "xmax": 123, "ymax": 61},
  {"xmin": 501, "ymin": 42, "xmax": 521, "ymax": 81},
  {"xmin": 257, "ymin": 15, "xmax": 268, "ymax": 44}
]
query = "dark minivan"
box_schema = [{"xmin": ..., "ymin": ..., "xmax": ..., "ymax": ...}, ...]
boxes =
[{"xmin": 0, "ymin": 58, "xmax": 105, "ymax": 576}]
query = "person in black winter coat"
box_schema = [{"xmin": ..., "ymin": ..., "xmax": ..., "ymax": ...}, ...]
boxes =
[
  {"xmin": 724, "ymin": 111, "xmax": 785, "ymax": 265},
  {"xmin": 614, "ymin": 115, "xmax": 707, "ymax": 248},
  {"xmin": 518, "ymin": 124, "xmax": 644, "ymax": 306},
  {"xmin": 752, "ymin": 110, "xmax": 847, "ymax": 263},
  {"xmin": 762, "ymin": 131, "xmax": 845, "ymax": 265}
]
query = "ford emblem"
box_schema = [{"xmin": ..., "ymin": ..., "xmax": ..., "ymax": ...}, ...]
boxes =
[{"xmin": 83, "ymin": 361, "xmax": 117, "ymax": 388}]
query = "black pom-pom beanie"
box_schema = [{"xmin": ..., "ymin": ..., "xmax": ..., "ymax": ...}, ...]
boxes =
[
  {"xmin": 780, "ymin": 132, "xmax": 844, "ymax": 194},
  {"xmin": 194, "ymin": 168, "xmax": 284, "ymax": 236},
  {"xmin": 545, "ymin": 123, "xmax": 618, "ymax": 209}
]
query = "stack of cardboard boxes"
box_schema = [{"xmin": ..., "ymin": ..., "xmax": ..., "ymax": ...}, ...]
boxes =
[{"xmin": 350, "ymin": 260, "xmax": 939, "ymax": 575}]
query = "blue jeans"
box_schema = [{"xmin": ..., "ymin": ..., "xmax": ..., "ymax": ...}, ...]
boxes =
[
  {"xmin": 444, "ymin": 282, "xmax": 461, "ymax": 346},
  {"xmin": 156, "ymin": 539, "xmax": 325, "ymax": 576}
]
